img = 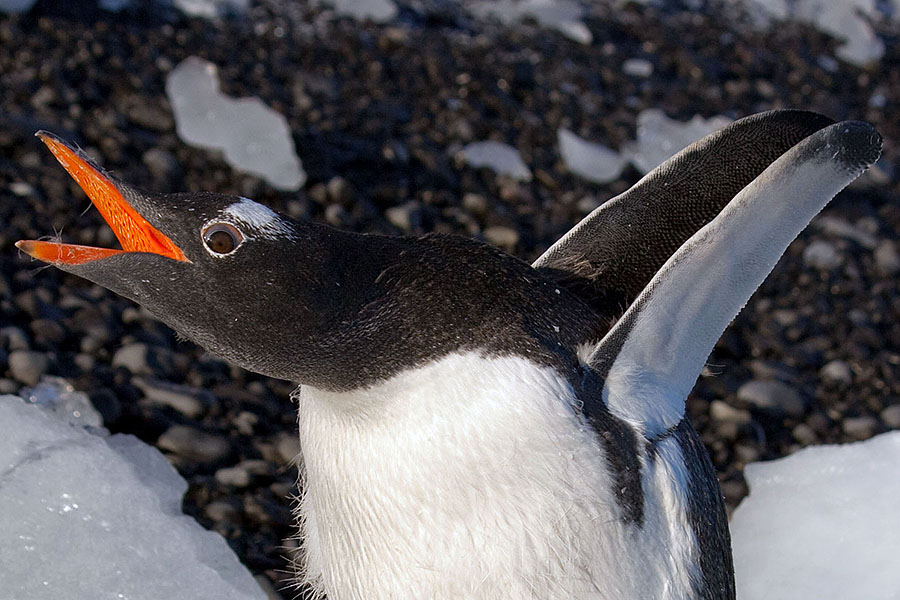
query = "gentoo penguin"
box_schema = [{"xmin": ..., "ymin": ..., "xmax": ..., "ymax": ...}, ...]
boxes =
[{"xmin": 17, "ymin": 111, "xmax": 881, "ymax": 600}]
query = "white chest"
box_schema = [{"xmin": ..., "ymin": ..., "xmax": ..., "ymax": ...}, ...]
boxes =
[{"xmin": 294, "ymin": 353, "xmax": 699, "ymax": 600}]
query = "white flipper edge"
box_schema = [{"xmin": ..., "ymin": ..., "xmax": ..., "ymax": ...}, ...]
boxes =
[{"xmin": 588, "ymin": 121, "xmax": 882, "ymax": 438}]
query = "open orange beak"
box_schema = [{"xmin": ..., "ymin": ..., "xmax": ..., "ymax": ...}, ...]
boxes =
[{"xmin": 16, "ymin": 132, "xmax": 187, "ymax": 266}]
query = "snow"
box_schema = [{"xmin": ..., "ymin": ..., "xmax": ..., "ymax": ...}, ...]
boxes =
[
  {"xmin": 557, "ymin": 129, "xmax": 627, "ymax": 184},
  {"xmin": 166, "ymin": 56, "xmax": 306, "ymax": 191},
  {"xmin": 731, "ymin": 431, "xmax": 900, "ymax": 600},
  {"xmin": 0, "ymin": 0, "xmax": 35, "ymax": 12},
  {"xmin": 467, "ymin": 0, "xmax": 592, "ymax": 45},
  {"xmin": 742, "ymin": 0, "xmax": 886, "ymax": 65},
  {"xmin": 0, "ymin": 385, "xmax": 267, "ymax": 600},
  {"xmin": 318, "ymin": 0, "xmax": 398, "ymax": 23},
  {"xmin": 173, "ymin": 0, "xmax": 250, "ymax": 18},
  {"xmin": 624, "ymin": 109, "xmax": 732, "ymax": 174},
  {"xmin": 462, "ymin": 140, "xmax": 533, "ymax": 181},
  {"xmin": 558, "ymin": 110, "xmax": 732, "ymax": 184}
]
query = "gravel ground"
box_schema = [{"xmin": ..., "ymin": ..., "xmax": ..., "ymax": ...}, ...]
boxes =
[{"xmin": 1, "ymin": 1, "xmax": 898, "ymax": 597}]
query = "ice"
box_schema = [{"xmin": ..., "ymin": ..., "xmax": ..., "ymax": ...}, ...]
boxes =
[
  {"xmin": 557, "ymin": 128, "xmax": 627, "ymax": 184},
  {"xmin": 462, "ymin": 140, "xmax": 533, "ymax": 181},
  {"xmin": 623, "ymin": 109, "xmax": 732, "ymax": 174},
  {"xmin": 731, "ymin": 431, "xmax": 900, "ymax": 600},
  {"xmin": 0, "ymin": 0, "xmax": 36, "ymax": 12},
  {"xmin": 0, "ymin": 394, "xmax": 268, "ymax": 600},
  {"xmin": 166, "ymin": 56, "xmax": 306, "ymax": 191},
  {"xmin": 19, "ymin": 377, "xmax": 104, "ymax": 430},
  {"xmin": 468, "ymin": 0, "xmax": 593, "ymax": 45},
  {"xmin": 742, "ymin": 0, "xmax": 885, "ymax": 65},
  {"xmin": 318, "ymin": 0, "xmax": 398, "ymax": 23},
  {"xmin": 173, "ymin": 0, "xmax": 250, "ymax": 18}
]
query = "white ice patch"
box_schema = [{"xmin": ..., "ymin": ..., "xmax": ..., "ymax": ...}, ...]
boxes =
[
  {"xmin": 0, "ymin": 0, "xmax": 35, "ymax": 12},
  {"xmin": 222, "ymin": 197, "xmax": 293, "ymax": 239},
  {"xmin": 623, "ymin": 109, "xmax": 733, "ymax": 174},
  {"xmin": 317, "ymin": 0, "xmax": 398, "ymax": 22},
  {"xmin": 558, "ymin": 128, "xmax": 628, "ymax": 184},
  {"xmin": 731, "ymin": 431, "xmax": 900, "ymax": 600},
  {"xmin": 0, "ymin": 391, "xmax": 267, "ymax": 600},
  {"xmin": 166, "ymin": 56, "xmax": 306, "ymax": 191},
  {"xmin": 461, "ymin": 140, "xmax": 532, "ymax": 181},
  {"xmin": 173, "ymin": 0, "xmax": 249, "ymax": 18},
  {"xmin": 467, "ymin": 0, "xmax": 592, "ymax": 45}
]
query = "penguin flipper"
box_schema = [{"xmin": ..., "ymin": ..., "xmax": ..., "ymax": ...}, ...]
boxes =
[
  {"xmin": 534, "ymin": 110, "xmax": 835, "ymax": 319},
  {"xmin": 586, "ymin": 121, "xmax": 881, "ymax": 438}
]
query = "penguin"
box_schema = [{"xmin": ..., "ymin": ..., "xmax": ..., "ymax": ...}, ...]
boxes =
[{"xmin": 17, "ymin": 110, "xmax": 882, "ymax": 600}]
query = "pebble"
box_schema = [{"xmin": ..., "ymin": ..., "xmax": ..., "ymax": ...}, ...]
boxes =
[
  {"xmin": 157, "ymin": 425, "xmax": 232, "ymax": 464},
  {"xmin": 112, "ymin": 343, "xmax": 174, "ymax": 377},
  {"xmin": 0, "ymin": 326, "xmax": 30, "ymax": 351},
  {"xmin": 874, "ymin": 240, "xmax": 900, "ymax": 276},
  {"xmin": 483, "ymin": 225, "xmax": 520, "ymax": 250},
  {"xmin": 879, "ymin": 404, "xmax": 900, "ymax": 429},
  {"xmin": 842, "ymin": 415, "xmax": 879, "ymax": 441},
  {"xmin": 709, "ymin": 400, "xmax": 752, "ymax": 425},
  {"xmin": 819, "ymin": 360, "xmax": 853, "ymax": 386},
  {"xmin": 204, "ymin": 500, "xmax": 240, "ymax": 524},
  {"xmin": 385, "ymin": 202, "xmax": 419, "ymax": 231},
  {"xmin": 622, "ymin": 58, "xmax": 654, "ymax": 77},
  {"xmin": 142, "ymin": 147, "xmax": 181, "ymax": 180},
  {"xmin": 462, "ymin": 192, "xmax": 488, "ymax": 216},
  {"xmin": 326, "ymin": 176, "xmax": 354, "ymax": 206},
  {"xmin": 275, "ymin": 432, "xmax": 302, "ymax": 464},
  {"xmin": 30, "ymin": 318, "xmax": 65, "ymax": 346},
  {"xmin": 792, "ymin": 422, "xmax": 818, "ymax": 445},
  {"xmin": 737, "ymin": 379, "xmax": 807, "ymax": 418},
  {"xmin": 802, "ymin": 240, "xmax": 842, "ymax": 270},
  {"xmin": 8, "ymin": 350, "xmax": 49, "ymax": 386},
  {"xmin": 135, "ymin": 378, "xmax": 210, "ymax": 419},
  {"xmin": 215, "ymin": 465, "xmax": 252, "ymax": 488}
]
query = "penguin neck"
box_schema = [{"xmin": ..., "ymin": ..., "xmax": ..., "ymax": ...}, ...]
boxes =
[{"xmin": 293, "ymin": 352, "xmax": 701, "ymax": 600}]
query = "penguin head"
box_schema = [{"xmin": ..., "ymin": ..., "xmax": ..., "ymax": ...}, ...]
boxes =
[
  {"xmin": 18, "ymin": 133, "xmax": 601, "ymax": 389},
  {"xmin": 16, "ymin": 132, "xmax": 368, "ymax": 385}
]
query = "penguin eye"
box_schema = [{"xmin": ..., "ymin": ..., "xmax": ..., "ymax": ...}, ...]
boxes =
[{"xmin": 202, "ymin": 222, "xmax": 244, "ymax": 255}]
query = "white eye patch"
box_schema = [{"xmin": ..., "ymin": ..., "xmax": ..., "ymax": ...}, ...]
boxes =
[{"xmin": 221, "ymin": 197, "xmax": 294, "ymax": 239}]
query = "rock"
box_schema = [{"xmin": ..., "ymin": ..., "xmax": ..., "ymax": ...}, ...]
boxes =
[
  {"xmin": 820, "ymin": 360, "xmax": 853, "ymax": 386},
  {"xmin": 622, "ymin": 58, "xmax": 653, "ymax": 78},
  {"xmin": 29, "ymin": 318, "xmax": 65, "ymax": 346},
  {"xmin": 8, "ymin": 350, "xmax": 49, "ymax": 386},
  {"xmin": 880, "ymin": 404, "xmax": 900, "ymax": 429},
  {"xmin": 0, "ymin": 326, "xmax": 30, "ymax": 351},
  {"xmin": 483, "ymin": 225, "xmax": 520, "ymax": 250},
  {"xmin": 326, "ymin": 176, "xmax": 354, "ymax": 206},
  {"xmin": 842, "ymin": 415, "xmax": 879, "ymax": 441},
  {"xmin": 112, "ymin": 343, "xmax": 175, "ymax": 377},
  {"xmin": 157, "ymin": 425, "xmax": 232, "ymax": 464},
  {"xmin": 135, "ymin": 378, "xmax": 210, "ymax": 419},
  {"xmin": 385, "ymin": 202, "xmax": 420, "ymax": 231},
  {"xmin": 233, "ymin": 411, "xmax": 258, "ymax": 436},
  {"xmin": 462, "ymin": 192, "xmax": 488, "ymax": 216},
  {"xmin": 215, "ymin": 465, "xmax": 252, "ymax": 488},
  {"xmin": 123, "ymin": 95, "xmax": 175, "ymax": 132},
  {"xmin": 204, "ymin": 500, "xmax": 240, "ymax": 525},
  {"xmin": 274, "ymin": 432, "xmax": 301, "ymax": 464},
  {"xmin": 803, "ymin": 240, "xmax": 842, "ymax": 270},
  {"xmin": 710, "ymin": 400, "xmax": 752, "ymax": 425},
  {"xmin": 737, "ymin": 379, "xmax": 807, "ymax": 418},
  {"xmin": 143, "ymin": 147, "xmax": 182, "ymax": 180},
  {"xmin": 874, "ymin": 240, "xmax": 900, "ymax": 276},
  {"xmin": 792, "ymin": 423, "xmax": 818, "ymax": 445}
]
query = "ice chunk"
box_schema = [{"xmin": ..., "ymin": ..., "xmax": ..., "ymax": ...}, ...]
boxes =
[
  {"xmin": 557, "ymin": 128, "xmax": 627, "ymax": 184},
  {"xmin": 743, "ymin": 0, "xmax": 885, "ymax": 65},
  {"xmin": 173, "ymin": 0, "xmax": 250, "ymax": 18},
  {"xmin": 623, "ymin": 109, "xmax": 732, "ymax": 174},
  {"xmin": 19, "ymin": 377, "xmax": 104, "ymax": 430},
  {"xmin": 166, "ymin": 56, "xmax": 306, "ymax": 191},
  {"xmin": 0, "ymin": 394, "xmax": 268, "ymax": 600},
  {"xmin": 462, "ymin": 140, "xmax": 533, "ymax": 181},
  {"xmin": 319, "ymin": 0, "xmax": 398, "ymax": 22},
  {"xmin": 731, "ymin": 431, "xmax": 900, "ymax": 600},
  {"xmin": 0, "ymin": 0, "xmax": 36, "ymax": 12},
  {"xmin": 468, "ymin": 0, "xmax": 592, "ymax": 45}
]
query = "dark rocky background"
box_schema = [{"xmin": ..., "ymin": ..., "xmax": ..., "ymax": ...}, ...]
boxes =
[{"xmin": 1, "ymin": 1, "xmax": 898, "ymax": 597}]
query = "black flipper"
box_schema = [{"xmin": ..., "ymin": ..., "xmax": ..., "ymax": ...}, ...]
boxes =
[{"xmin": 534, "ymin": 110, "xmax": 835, "ymax": 318}]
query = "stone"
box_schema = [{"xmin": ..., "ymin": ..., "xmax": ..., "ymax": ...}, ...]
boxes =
[
  {"xmin": 880, "ymin": 404, "xmax": 900, "ymax": 429},
  {"xmin": 874, "ymin": 240, "xmax": 900, "ymax": 276},
  {"xmin": 710, "ymin": 400, "xmax": 752, "ymax": 425},
  {"xmin": 803, "ymin": 240, "xmax": 842, "ymax": 270},
  {"xmin": 8, "ymin": 350, "xmax": 48, "ymax": 386},
  {"xmin": 215, "ymin": 465, "xmax": 252, "ymax": 488},
  {"xmin": 135, "ymin": 378, "xmax": 210, "ymax": 419},
  {"xmin": 842, "ymin": 415, "xmax": 879, "ymax": 441},
  {"xmin": 820, "ymin": 360, "xmax": 853, "ymax": 386},
  {"xmin": 483, "ymin": 225, "xmax": 520, "ymax": 250},
  {"xmin": 737, "ymin": 379, "xmax": 807, "ymax": 418},
  {"xmin": 157, "ymin": 425, "xmax": 232, "ymax": 464}
]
